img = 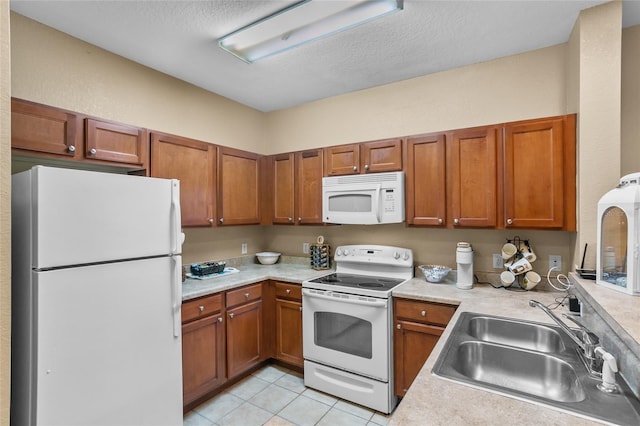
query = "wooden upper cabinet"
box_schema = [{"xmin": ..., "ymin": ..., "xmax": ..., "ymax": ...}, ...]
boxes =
[
  {"xmin": 503, "ymin": 115, "xmax": 576, "ymax": 230},
  {"xmin": 217, "ymin": 147, "xmax": 261, "ymax": 226},
  {"xmin": 150, "ymin": 132, "xmax": 216, "ymax": 227},
  {"xmin": 449, "ymin": 126, "xmax": 498, "ymax": 228},
  {"xmin": 360, "ymin": 138, "xmax": 403, "ymax": 173},
  {"xmin": 405, "ymin": 133, "xmax": 446, "ymax": 226},
  {"xmin": 324, "ymin": 143, "xmax": 359, "ymax": 176},
  {"xmin": 11, "ymin": 98, "xmax": 149, "ymax": 173},
  {"xmin": 85, "ymin": 118, "xmax": 148, "ymax": 167},
  {"xmin": 272, "ymin": 153, "xmax": 296, "ymax": 224},
  {"xmin": 11, "ymin": 98, "xmax": 80, "ymax": 158},
  {"xmin": 325, "ymin": 139, "xmax": 402, "ymax": 176},
  {"xmin": 295, "ymin": 149, "xmax": 324, "ymax": 225}
]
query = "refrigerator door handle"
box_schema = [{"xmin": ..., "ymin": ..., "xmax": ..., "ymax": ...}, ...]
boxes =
[
  {"xmin": 170, "ymin": 180, "xmax": 182, "ymax": 255},
  {"xmin": 171, "ymin": 256, "xmax": 182, "ymax": 337}
]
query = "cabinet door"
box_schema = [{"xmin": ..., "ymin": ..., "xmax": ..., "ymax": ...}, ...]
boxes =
[
  {"xmin": 85, "ymin": 118, "xmax": 148, "ymax": 167},
  {"xmin": 449, "ymin": 126, "xmax": 498, "ymax": 227},
  {"xmin": 393, "ymin": 320, "xmax": 444, "ymax": 397},
  {"xmin": 182, "ymin": 313, "xmax": 226, "ymax": 406},
  {"xmin": 150, "ymin": 132, "xmax": 216, "ymax": 227},
  {"xmin": 324, "ymin": 144, "xmax": 359, "ymax": 176},
  {"xmin": 405, "ymin": 134, "xmax": 446, "ymax": 226},
  {"xmin": 360, "ymin": 138, "xmax": 402, "ymax": 173},
  {"xmin": 295, "ymin": 149, "xmax": 324, "ymax": 225},
  {"xmin": 227, "ymin": 300, "xmax": 263, "ymax": 378},
  {"xmin": 217, "ymin": 147, "xmax": 261, "ymax": 225},
  {"xmin": 272, "ymin": 153, "xmax": 296, "ymax": 224},
  {"xmin": 275, "ymin": 298, "xmax": 303, "ymax": 367},
  {"xmin": 503, "ymin": 115, "xmax": 575, "ymax": 230},
  {"xmin": 11, "ymin": 98, "xmax": 80, "ymax": 158}
]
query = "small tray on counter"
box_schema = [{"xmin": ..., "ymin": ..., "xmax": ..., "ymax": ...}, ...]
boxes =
[{"xmin": 186, "ymin": 267, "xmax": 240, "ymax": 280}]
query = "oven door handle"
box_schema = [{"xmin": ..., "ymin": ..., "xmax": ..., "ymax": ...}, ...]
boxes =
[{"xmin": 302, "ymin": 288, "xmax": 387, "ymax": 307}]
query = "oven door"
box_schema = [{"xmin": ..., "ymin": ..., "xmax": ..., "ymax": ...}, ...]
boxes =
[{"xmin": 302, "ymin": 288, "xmax": 390, "ymax": 381}]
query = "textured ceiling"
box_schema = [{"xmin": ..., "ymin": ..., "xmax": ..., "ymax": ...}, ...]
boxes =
[{"xmin": 9, "ymin": 1, "xmax": 640, "ymax": 112}]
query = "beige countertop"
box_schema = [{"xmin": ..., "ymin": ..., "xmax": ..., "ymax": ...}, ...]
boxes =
[
  {"xmin": 182, "ymin": 261, "xmax": 331, "ymax": 301},
  {"xmin": 389, "ymin": 274, "xmax": 640, "ymax": 426}
]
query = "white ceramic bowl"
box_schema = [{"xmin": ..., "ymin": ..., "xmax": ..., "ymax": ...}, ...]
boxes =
[
  {"xmin": 256, "ymin": 252, "xmax": 281, "ymax": 265},
  {"xmin": 419, "ymin": 265, "xmax": 451, "ymax": 283}
]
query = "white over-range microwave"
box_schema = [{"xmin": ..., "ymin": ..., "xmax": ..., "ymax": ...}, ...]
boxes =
[{"xmin": 322, "ymin": 171, "xmax": 405, "ymax": 225}]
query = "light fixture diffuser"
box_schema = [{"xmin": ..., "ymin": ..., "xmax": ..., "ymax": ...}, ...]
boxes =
[{"xmin": 218, "ymin": 0, "xmax": 403, "ymax": 63}]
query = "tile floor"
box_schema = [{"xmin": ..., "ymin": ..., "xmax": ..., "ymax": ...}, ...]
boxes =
[{"xmin": 183, "ymin": 365, "xmax": 393, "ymax": 426}]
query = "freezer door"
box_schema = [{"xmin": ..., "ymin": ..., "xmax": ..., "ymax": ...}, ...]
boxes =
[
  {"xmin": 31, "ymin": 257, "xmax": 182, "ymax": 425},
  {"xmin": 22, "ymin": 166, "xmax": 181, "ymax": 269}
]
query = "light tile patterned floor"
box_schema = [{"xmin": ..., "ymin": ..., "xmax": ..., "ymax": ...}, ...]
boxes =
[{"xmin": 183, "ymin": 365, "xmax": 393, "ymax": 426}]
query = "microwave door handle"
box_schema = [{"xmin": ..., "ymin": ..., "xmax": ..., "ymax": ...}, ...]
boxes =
[{"xmin": 374, "ymin": 184, "xmax": 382, "ymax": 223}]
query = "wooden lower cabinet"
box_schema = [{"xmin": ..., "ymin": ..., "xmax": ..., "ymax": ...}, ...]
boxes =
[
  {"xmin": 393, "ymin": 298, "xmax": 456, "ymax": 397},
  {"xmin": 226, "ymin": 299, "xmax": 263, "ymax": 378},
  {"xmin": 274, "ymin": 282, "xmax": 303, "ymax": 367},
  {"xmin": 181, "ymin": 294, "xmax": 226, "ymax": 407}
]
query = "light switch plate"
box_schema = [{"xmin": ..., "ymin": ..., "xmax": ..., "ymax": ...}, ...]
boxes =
[
  {"xmin": 492, "ymin": 254, "xmax": 503, "ymax": 269},
  {"xmin": 241, "ymin": 243, "xmax": 247, "ymax": 254},
  {"xmin": 303, "ymin": 243, "xmax": 310, "ymax": 254}
]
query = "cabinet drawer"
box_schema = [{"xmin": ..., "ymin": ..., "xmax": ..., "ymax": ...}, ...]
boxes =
[
  {"xmin": 182, "ymin": 293, "xmax": 223, "ymax": 324},
  {"xmin": 274, "ymin": 282, "xmax": 302, "ymax": 301},
  {"xmin": 226, "ymin": 283, "xmax": 262, "ymax": 308},
  {"xmin": 394, "ymin": 299, "xmax": 456, "ymax": 326}
]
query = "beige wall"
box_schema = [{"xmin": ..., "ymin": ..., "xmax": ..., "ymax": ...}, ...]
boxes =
[
  {"xmin": 10, "ymin": 13, "xmax": 266, "ymax": 154},
  {"xmin": 265, "ymin": 45, "xmax": 567, "ymax": 153},
  {"xmin": 1, "ymin": 2, "xmax": 10, "ymax": 426},
  {"xmin": 622, "ymin": 24, "xmax": 640, "ymax": 176},
  {"xmin": 568, "ymin": 1, "xmax": 623, "ymax": 269}
]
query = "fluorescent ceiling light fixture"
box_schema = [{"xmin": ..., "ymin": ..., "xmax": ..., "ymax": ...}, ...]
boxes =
[{"xmin": 218, "ymin": 0, "xmax": 403, "ymax": 63}]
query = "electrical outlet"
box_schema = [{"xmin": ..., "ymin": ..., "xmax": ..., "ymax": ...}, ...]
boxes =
[
  {"xmin": 549, "ymin": 255, "xmax": 562, "ymax": 271},
  {"xmin": 303, "ymin": 242, "xmax": 310, "ymax": 254},
  {"xmin": 492, "ymin": 254, "xmax": 503, "ymax": 269},
  {"xmin": 241, "ymin": 243, "xmax": 247, "ymax": 254}
]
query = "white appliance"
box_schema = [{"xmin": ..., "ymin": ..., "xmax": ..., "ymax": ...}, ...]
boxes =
[
  {"xmin": 455, "ymin": 242, "xmax": 474, "ymax": 290},
  {"xmin": 597, "ymin": 172, "xmax": 640, "ymax": 295},
  {"xmin": 302, "ymin": 245, "xmax": 413, "ymax": 413},
  {"xmin": 322, "ymin": 171, "xmax": 405, "ymax": 225},
  {"xmin": 11, "ymin": 166, "xmax": 184, "ymax": 426}
]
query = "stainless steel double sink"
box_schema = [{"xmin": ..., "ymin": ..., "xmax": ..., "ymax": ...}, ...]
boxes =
[{"xmin": 432, "ymin": 312, "xmax": 640, "ymax": 425}]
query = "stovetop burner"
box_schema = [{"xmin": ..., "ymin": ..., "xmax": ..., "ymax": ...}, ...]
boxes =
[{"xmin": 307, "ymin": 273, "xmax": 405, "ymax": 292}]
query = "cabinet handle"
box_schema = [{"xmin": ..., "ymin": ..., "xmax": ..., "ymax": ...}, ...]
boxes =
[
  {"xmin": 453, "ymin": 218, "xmax": 459, "ymax": 225},
  {"xmin": 352, "ymin": 166, "xmax": 357, "ymax": 171},
  {"xmin": 219, "ymin": 218, "xmax": 224, "ymax": 223},
  {"xmin": 421, "ymin": 310, "xmax": 426, "ymax": 317},
  {"xmin": 299, "ymin": 306, "xmax": 302, "ymax": 312},
  {"xmin": 89, "ymin": 148, "xmax": 97, "ymax": 155},
  {"xmin": 68, "ymin": 145, "xmax": 76, "ymax": 152},
  {"xmin": 198, "ymin": 306, "xmax": 205, "ymax": 312},
  {"xmin": 298, "ymin": 217, "xmax": 302, "ymax": 223},
  {"xmin": 229, "ymin": 312, "xmax": 234, "ymax": 319},
  {"xmin": 208, "ymin": 218, "xmax": 214, "ymax": 224},
  {"xmin": 286, "ymin": 289, "xmax": 291, "ymax": 294},
  {"xmin": 438, "ymin": 218, "xmax": 443, "ymax": 225},
  {"xmin": 217, "ymin": 317, "xmax": 223, "ymax": 323},
  {"xmin": 397, "ymin": 324, "xmax": 401, "ymax": 330},
  {"xmin": 244, "ymin": 293, "xmax": 250, "ymax": 299},
  {"xmin": 288, "ymin": 217, "xmax": 293, "ymax": 222},
  {"xmin": 507, "ymin": 218, "xmax": 513, "ymax": 225},
  {"xmin": 364, "ymin": 164, "xmax": 369, "ymax": 170}
]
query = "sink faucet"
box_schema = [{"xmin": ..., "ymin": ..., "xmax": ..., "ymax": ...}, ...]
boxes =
[{"xmin": 529, "ymin": 300, "xmax": 602, "ymax": 375}]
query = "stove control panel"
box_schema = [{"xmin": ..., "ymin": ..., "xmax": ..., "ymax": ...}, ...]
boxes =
[{"xmin": 334, "ymin": 245, "xmax": 413, "ymax": 268}]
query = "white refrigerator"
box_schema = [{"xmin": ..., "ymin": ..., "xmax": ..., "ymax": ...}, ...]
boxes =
[{"xmin": 11, "ymin": 166, "xmax": 184, "ymax": 426}]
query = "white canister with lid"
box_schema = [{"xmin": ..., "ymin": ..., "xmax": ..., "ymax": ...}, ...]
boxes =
[{"xmin": 456, "ymin": 242, "xmax": 474, "ymax": 290}]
